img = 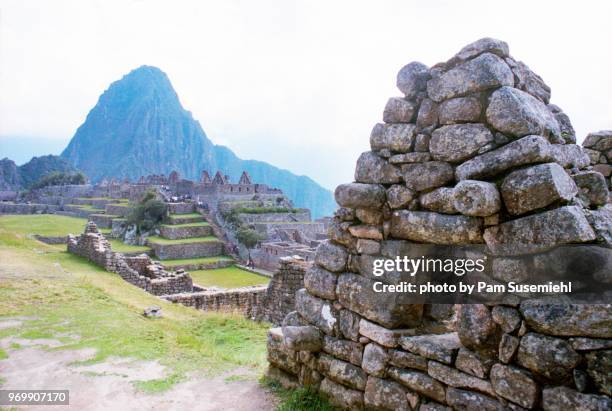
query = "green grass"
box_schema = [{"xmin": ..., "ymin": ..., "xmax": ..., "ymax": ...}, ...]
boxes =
[
  {"xmin": 160, "ymin": 256, "xmax": 234, "ymax": 267},
  {"xmin": 0, "ymin": 214, "xmax": 87, "ymax": 237},
  {"xmin": 0, "ymin": 218, "xmax": 271, "ymax": 392},
  {"xmin": 168, "ymin": 213, "xmax": 202, "ymax": 220},
  {"xmin": 261, "ymin": 377, "xmax": 334, "ymax": 411},
  {"xmin": 147, "ymin": 236, "xmax": 220, "ymax": 245},
  {"xmin": 73, "ymin": 204, "xmax": 103, "ymax": 211},
  {"xmin": 0, "ymin": 347, "xmax": 7, "ymax": 360},
  {"xmin": 108, "ymin": 239, "xmax": 151, "ymax": 253},
  {"xmin": 189, "ymin": 266, "xmax": 269, "ymax": 288},
  {"xmin": 160, "ymin": 222, "xmax": 210, "ymax": 228}
]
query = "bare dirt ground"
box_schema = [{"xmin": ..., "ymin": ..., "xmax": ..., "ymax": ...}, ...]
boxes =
[{"xmin": 0, "ymin": 320, "xmax": 276, "ymax": 411}]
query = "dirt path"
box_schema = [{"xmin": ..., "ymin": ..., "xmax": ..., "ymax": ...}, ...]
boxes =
[{"xmin": 0, "ymin": 329, "xmax": 276, "ymax": 410}]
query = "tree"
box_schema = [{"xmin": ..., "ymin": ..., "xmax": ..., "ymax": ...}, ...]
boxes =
[
  {"xmin": 235, "ymin": 227, "xmax": 265, "ymax": 266},
  {"xmin": 126, "ymin": 191, "xmax": 168, "ymax": 233},
  {"xmin": 30, "ymin": 171, "xmax": 86, "ymax": 189}
]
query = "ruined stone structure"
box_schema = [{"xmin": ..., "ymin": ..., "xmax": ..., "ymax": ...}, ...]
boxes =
[
  {"xmin": 266, "ymin": 38, "xmax": 612, "ymax": 410},
  {"xmin": 68, "ymin": 222, "xmax": 193, "ymax": 295},
  {"xmin": 583, "ymin": 130, "xmax": 612, "ymax": 192}
]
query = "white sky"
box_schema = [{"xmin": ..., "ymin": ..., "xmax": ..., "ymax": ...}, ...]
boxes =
[{"xmin": 0, "ymin": 0, "xmax": 610, "ymax": 190}]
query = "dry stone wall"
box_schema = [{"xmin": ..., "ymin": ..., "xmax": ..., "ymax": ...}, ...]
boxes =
[
  {"xmin": 582, "ymin": 131, "xmax": 612, "ymax": 192},
  {"xmin": 68, "ymin": 222, "xmax": 193, "ymax": 295},
  {"xmin": 162, "ymin": 286, "xmax": 267, "ymax": 318},
  {"xmin": 266, "ymin": 38, "xmax": 612, "ymax": 410}
]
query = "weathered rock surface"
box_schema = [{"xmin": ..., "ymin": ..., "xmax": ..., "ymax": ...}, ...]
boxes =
[
  {"xmin": 304, "ymin": 265, "xmax": 338, "ymax": 300},
  {"xmin": 319, "ymin": 377, "xmax": 364, "ymax": 409},
  {"xmin": 491, "ymin": 306, "xmax": 521, "ymax": 333},
  {"xmin": 384, "ymin": 97, "xmax": 417, "ymax": 123},
  {"xmin": 399, "ymin": 333, "xmax": 461, "ymax": 365},
  {"xmin": 455, "ymin": 348, "xmax": 494, "ymax": 379},
  {"xmin": 389, "ymin": 152, "xmax": 432, "ymax": 164},
  {"xmin": 364, "ymin": 376, "xmax": 411, "ymax": 411},
  {"xmin": 456, "ymin": 135, "xmax": 553, "ymax": 180},
  {"xmin": 428, "ymin": 361, "xmax": 495, "ymax": 397},
  {"xmin": 389, "ymin": 348, "xmax": 429, "ymax": 371},
  {"xmin": 362, "ymin": 343, "xmax": 389, "ymax": 377},
  {"xmin": 282, "ymin": 326, "xmax": 323, "ymax": 352},
  {"xmin": 573, "ymin": 171, "xmax": 609, "ymax": 207},
  {"xmin": 295, "ymin": 289, "xmax": 338, "ymax": 335},
  {"xmin": 517, "ymin": 333, "xmax": 580, "ymax": 382},
  {"xmin": 584, "ymin": 130, "xmax": 612, "ymax": 152},
  {"xmin": 506, "ymin": 58, "xmax": 552, "ymax": 104},
  {"xmin": 358, "ymin": 319, "xmax": 414, "ymax": 348},
  {"xmin": 427, "ymin": 53, "xmax": 514, "ymax": 102},
  {"xmin": 453, "ymin": 180, "xmax": 501, "ymax": 217},
  {"xmin": 542, "ymin": 386, "xmax": 612, "ymax": 411},
  {"xmin": 388, "ymin": 367, "xmax": 447, "ymax": 404},
  {"xmin": 586, "ymin": 350, "xmax": 612, "ymax": 396},
  {"xmin": 486, "ymin": 86, "xmax": 560, "ymax": 139},
  {"xmin": 419, "ymin": 187, "xmax": 458, "ymax": 214},
  {"xmin": 490, "ymin": 364, "xmax": 538, "ymax": 409},
  {"xmin": 355, "ymin": 151, "xmax": 402, "ymax": 184},
  {"xmin": 318, "ymin": 353, "xmax": 367, "ymax": 390},
  {"xmin": 452, "ymin": 38, "xmax": 510, "ymax": 63},
  {"xmin": 387, "ymin": 184, "xmax": 416, "ymax": 209},
  {"xmin": 397, "ymin": 62, "xmax": 430, "ymax": 98},
  {"xmin": 484, "ymin": 206, "xmax": 596, "ymax": 255},
  {"xmin": 520, "ymin": 301, "xmax": 612, "ymax": 338},
  {"xmin": 551, "ymin": 143, "xmax": 591, "ymax": 169},
  {"xmin": 335, "ymin": 183, "xmax": 386, "ymax": 209},
  {"xmin": 446, "ymin": 387, "xmax": 505, "ymax": 411},
  {"xmin": 430, "ymin": 124, "xmax": 494, "ymax": 163},
  {"xmin": 501, "ymin": 163, "xmax": 578, "ymax": 215},
  {"xmin": 391, "ymin": 210, "xmax": 483, "ymax": 244},
  {"xmin": 371, "ymin": 123, "xmax": 418, "ymax": 153},
  {"xmin": 402, "ymin": 161, "xmax": 454, "ymax": 191},
  {"xmin": 456, "ymin": 305, "xmax": 498, "ymax": 352},
  {"xmin": 438, "ymin": 97, "xmax": 482, "ymax": 125},
  {"xmin": 322, "ymin": 335, "xmax": 363, "ymax": 366}
]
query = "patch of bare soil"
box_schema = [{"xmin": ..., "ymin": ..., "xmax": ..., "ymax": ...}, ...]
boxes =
[{"xmin": 0, "ymin": 337, "xmax": 276, "ymax": 410}]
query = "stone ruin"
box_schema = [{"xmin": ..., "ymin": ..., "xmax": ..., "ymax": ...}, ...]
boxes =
[
  {"xmin": 265, "ymin": 38, "xmax": 612, "ymax": 410},
  {"xmin": 68, "ymin": 221, "xmax": 193, "ymax": 296},
  {"xmin": 583, "ymin": 130, "xmax": 612, "ymax": 191}
]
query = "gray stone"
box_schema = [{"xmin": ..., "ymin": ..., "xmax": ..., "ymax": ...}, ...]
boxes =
[
  {"xmin": 586, "ymin": 350, "xmax": 612, "ymax": 396},
  {"xmin": 387, "ymin": 184, "xmax": 416, "ymax": 209},
  {"xmin": 319, "ymin": 377, "xmax": 364, "ymax": 410},
  {"xmin": 348, "ymin": 224, "xmax": 383, "ymax": 240},
  {"xmin": 419, "ymin": 187, "xmax": 458, "ymax": 214},
  {"xmin": 491, "ymin": 306, "xmax": 522, "ymax": 333},
  {"xmin": 391, "ymin": 210, "xmax": 483, "ymax": 244},
  {"xmin": 416, "ymin": 100, "xmax": 439, "ymax": 132},
  {"xmin": 569, "ymin": 337, "xmax": 612, "ymax": 351},
  {"xmin": 335, "ymin": 207, "xmax": 356, "ymax": 222},
  {"xmin": 362, "ymin": 343, "xmax": 389, "ymax": 377},
  {"xmin": 456, "ymin": 135, "xmax": 553, "ymax": 181},
  {"xmin": 397, "ymin": 62, "xmax": 431, "ymax": 98},
  {"xmin": 322, "ymin": 335, "xmax": 363, "ymax": 366},
  {"xmin": 584, "ymin": 130, "xmax": 612, "ymax": 151},
  {"xmin": 355, "ymin": 208, "xmax": 383, "ymax": 225},
  {"xmin": 295, "ymin": 289, "xmax": 338, "ymax": 335},
  {"xmin": 304, "ymin": 265, "xmax": 338, "ymax": 300},
  {"xmin": 355, "ymin": 151, "xmax": 402, "ymax": 184},
  {"xmin": 329, "ymin": 220, "xmax": 356, "ymax": 248},
  {"xmin": 551, "ymin": 144, "xmax": 590, "ymax": 169},
  {"xmin": 490, "ymin": 364, "xmax": 538, "ymax": 409},
  {"xmin": 335, "ymin": 183, "xmax": 386, "ymax": 209},
  {"xmin": 505, "ymin": 58, "xmax": 551, "ymax": 103},
  {"xmin": 585, "ymin": 148, "xmax": 602, "ymax": 164},
  {"xmin": 388, "ymin": 367, "xmax": 446, "ymax": 404},
  {"xmin": 267, "ymin": 328, "xmax": 300, "ymax": 374},
  {"xmin": 453, "ymin": 180, "xmax": 501, "ymax": 217},
  {"xmin": 389, "ymin": 152, "xmax": 432, "ymax": 164},
  {"xmin": 337, "ymin": 273, "xmax": 423, "ymax": 328},
  {"xmin": 315, "ymin": 240, "xmax": 348, "ymax": 273},
  {"xmin": 282, "ymin": 311, "xmax": 308, "ymax": 327},
  {"xmin": 399, "ymin": 333, "xmax": 461, "ymax": 365},
  {"xmin": 548, "ymin": 104, "xmax": 576, "ymax": 143},
  {"xmin": 499, "ymin": 334, "xmax": 520, "ymax": 364},
  {"xmin": 318, "ymin": 353, "xmax": 367, "ymax": 390},
  {"xmin": 486, "ymin": 86, "xmax": 560, "ymax": 139},
  {"xmin": 371, "ymin": 123, "xmax": 417, "ymax": 153},
  {"xmin": 282, "ymin": 326, "xmax": 322, "ymax": 352},
  {"xmin": 430, "ymin": 124, "xmax": 494, "ymax": 163},
  {"xmin": 438, "ymin": 97, "xmax": 482, "ymax": 125},
  {"xmin": 446, "ymin": 387, "xmax": 505, "ymax": 411},
  {"xmin": 339, "ymin": 309, "xmax": 361, "ymax": 342},
  {"xmin": 402, "ymin": 161, "xmax": 454, "ymax": 191},
  {"xmin": 573, "ymin": 171, "xmax": 609, "ymax": 207},
  {"xmin": 359, "ymin": 318, "xmax": 415, "ymax": 348},
  {"xmin": 389, "ymin": 348, "xmax": 429, "ymax": 371},
  {"xmin": 427, "ymin": 53, "xmax": 513, "ymax": 102},
  {"xmin": 455, "ymin": 348, "xmax": 494, "ymax": 379},
  {"xmin": 365, "ymin": 376, "xmax": 411, "ymax": 411},
  {"xmin": 484, "ymin": 206, "xmax": 596, "ymax": 256},
  {"xmin": 542, "ymin": 386, "xmax": 612, "ymax": 411},
  {"xmin": 501, "ymin": 163, "xmax": 578, "ymax": 215},
  {"xmin": 593, "ymin": 163, "xmax": 612, "ymax": 177},
  {"xmin": 574, "ymin": 369, "xmax": 589, "ymax": 393},
  {"xmin": 456, "ymin": 304, "xmax": 498, "ymax": 352},
  {"xmin": 356, "ymin": 239, "xmax": 381, "ymax": 255},
  {"xmin": 586, "ymin": 205, "xmax": 612, "ymax": 246},
  {"xmin": 520, "ymin": 301, "xmax": 612, "ymax": 338},
  {"xmin": 453, "ymin": 37, "xmax": 510, "ymax": 63},
  {"xmin": 428, "ymin": 361, "xmax": 495, "ymax": 397},
  {"xmin": 384, "ymin": 97, "xmax": 417, "ymax": 123},
  {"xmin": 419, "ymin": 403, "xmax": 450, "ymax": 411}
]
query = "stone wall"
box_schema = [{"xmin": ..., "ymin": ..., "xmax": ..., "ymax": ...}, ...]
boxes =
[
  {"xmin": 68, "ymin": 221, "xmax": 193, "ymax": 296},
  {"xmin": 583, "ymin": 131, "xmax": 612, "ymax": 192},
  {"xmin": 159, "ymin": 224, "xmax": 213, "ymax": 240},
  {"xmin": 0, "ymin": 202, "xmax": 59, "ymax": 214},
  {"xmin": 162, "ymin": 286, "xmax": 267, "ymax": 318},
  {"xmin": 238, "ymin": 211, "xmax": 312, "ymax": 224},
  {"xmin": 148, "ymin": 240, "xmax": 224, "ymax": 260},
  {"xmin": 265, "ymin": 38, "xmax": 612, "ymax": 410}
]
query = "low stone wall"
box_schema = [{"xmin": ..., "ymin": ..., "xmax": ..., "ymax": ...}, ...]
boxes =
[
  {"xmin": 34, "ymin": 235, "xmax": 66, "ymax": 244},
  {"xmin": 105, "ymin": 204, "xmax": 131, "ymax": 217},
  {"xmin": 238, "ymin": 211, "xmax": 312, "ymax": 224},
  {"xmin": 168, "ymin": 202, "xmax": 195, "ymax": 214},
  {"xmin": 0, "ymin": 203, "xmax": 59, "ymax": 214},
  {"xmin": 256, "ymin": 257, "xmax": 308, "ymax": 325},
  {"xmin": 163, "ymin": 258, "xmax": 234, "ymax": 271},
  {"xmin": 149, "ymin": 240, "xmax": 224, "ymax": 260},
  {"xmin": 89, "ymin": 213, "xmax": 118, "ymax": 229},
  {"xmin": 159, "ymin": 224, "xmax": 213, "ymax": 240},
  {"xmin": 583, "ymin": 131, "xmax": 612, "ymax": 192},
  {"xmin": 253, "ymin": 222, "xmax": 326, "ymax": 239},
  {"xmin": 67, "ymin": 222, "xmax": 193, "ymax": 296},
  {"xmin": 162, "ymin": 286, "xmax": 267, "ymax": 318}
]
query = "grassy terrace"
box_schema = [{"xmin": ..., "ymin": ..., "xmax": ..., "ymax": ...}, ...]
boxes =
[
  {"xmin": 76, "ymin": 197, "xmax": 130, "ymax": 203},
  {"xmin": 0, "ymin": 214, "xmax": 87, "ymax": 237},
  {"xmin": 72, "ymin": 204, "xmax": 104, "ymax": 211},
  {"xmin": 167, "ymin": 213, "xmax": 202, "ymax": 220},
  {"xmin": 108, "ymin": 239, "xmax": 151, "ymax": 254},
  {"xmin": 189, "ymin": 266, "xmax": 269, "ymax": 288},
  {"xmin": 0, "ymin": 218, "xmax": 270, "ymax": 392},
  {"xmin": 160, "ymin": 256, "xmax": 234, "ymax": 267},
  {"xmin": 147, "ymin": 236, "xmax": 219, "ymax": 245},
  {"xmin": 160, "ymin": 222, "xmax": 210, "ymax": 228}
]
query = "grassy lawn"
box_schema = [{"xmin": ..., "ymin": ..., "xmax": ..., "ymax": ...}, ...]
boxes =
[
  {"xmin": 160, "ymin": 222, "xmax": 210, "ymax": 228},
  {"xmin": 160, "ymin": 256, "xmax": 234, "ymax": 267},
  {"xmin": 108, "ymin": 239, "xmax": 151, "ymax": 254},
  {"xmin": 189, "ymin": 266, "xmax": 270, "ymax": 288},
  {"xmin": 0, "ymin": 214, "xmax": 87, "ymax": 237},
  {"xmin": 147, "ymin": 236, "xmax": 219, "ymax": 245},
  {"xmin": 168, "ymin": 213, "xmax": 202, "ymax": 220},
  {"xmin": 0, "ymin": 217, "xmax": 270, "ymax": 392}
]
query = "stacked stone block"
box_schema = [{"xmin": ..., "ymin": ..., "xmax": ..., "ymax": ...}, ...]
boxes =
[
  {"xmin": 582, "ymin": 130, "xmax": 612, "ymax": 193},
  {"xmin": 266, "ymin": 38, "xmax": 611, "ymax": 410}
]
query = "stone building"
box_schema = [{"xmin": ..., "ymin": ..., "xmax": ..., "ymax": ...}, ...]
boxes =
[{"xmin": 265, "ymin": 38, "xmax": 611, "ymax": 410}]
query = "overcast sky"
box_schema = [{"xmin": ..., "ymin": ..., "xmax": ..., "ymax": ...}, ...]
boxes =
[{"xmin": 0, "ymin": 0, "xmax": 610, "ymax": 190}]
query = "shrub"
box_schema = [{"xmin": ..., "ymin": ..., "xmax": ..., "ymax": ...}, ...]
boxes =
[
  {"xmin": 126, "ymin": 191, "xmax": 168, "ymax": 233},
  {"xmin": 30, "ymin": 172, "xmax": 86, "ymax": 189}
]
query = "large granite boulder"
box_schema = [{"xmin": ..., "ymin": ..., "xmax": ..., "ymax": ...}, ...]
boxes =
[{"xmin": 430, "ymin": 123, "xmax": 494, "ymax": 163}]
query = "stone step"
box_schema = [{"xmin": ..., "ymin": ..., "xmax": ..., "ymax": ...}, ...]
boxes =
[
  {"xmin": 146, "ymin": 236, "xmax": 224, "ymax": 260},
  {"xmin": 166, "ymin": 213, "xmax": 205, "ymax": 225},
  {"xmin": 159, "ymin": 222, "xmax": 212, "ymax": 239}
]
